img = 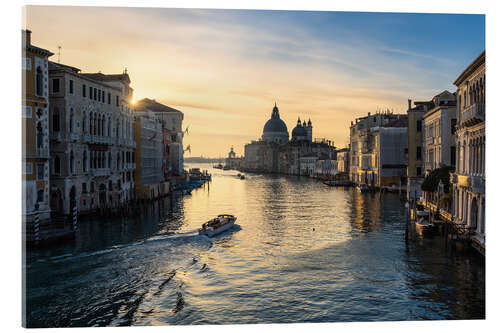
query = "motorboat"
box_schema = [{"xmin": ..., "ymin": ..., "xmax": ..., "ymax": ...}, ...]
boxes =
[
  {"xmin": 415, "ymin": 216, "xmax": 436, "ymax": 236},
  {"xmin": 199, "ymin": 214, "xmax": 237, "ymax": 237}
]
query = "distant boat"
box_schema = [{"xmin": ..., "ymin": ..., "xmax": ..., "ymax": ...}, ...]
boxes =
[
  {"xmin": 240, "ymin": 174, "xmax": 245, "ymax": 179},
  {"xmin": 199, "ymin": 214, "xmax": 237, "ymax": 237}
]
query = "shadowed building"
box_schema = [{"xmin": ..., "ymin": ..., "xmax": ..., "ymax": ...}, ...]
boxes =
[
  {"xmin": 22, "ymin": 30, "xmax": 53, "ymax": 222},
  {"xmin": 243, "ymin": 103, "xmax": 335, "ymax": 175},
  {"xmin": 450, "ymin": 51, "xmax": 485, "ymax": 254}
]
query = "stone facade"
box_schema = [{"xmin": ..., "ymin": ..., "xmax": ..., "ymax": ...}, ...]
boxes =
[
  {"xmin": 22, "ymin": 30, "xmax": 53, "ymax": 222},
  {"xmin": 48, "ymin": 62, "xmax": 136, "ymax": 216},
  {"xmin": 451, "ymin": 51, "xmax": 485, "ymax": 246},
  {"xmin": 349, "ymin": 111, "xmax": 407, "ymax": 186}
]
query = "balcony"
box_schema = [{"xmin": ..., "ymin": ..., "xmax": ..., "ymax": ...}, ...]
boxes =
[
  {"xmin": 425, "ymin": 136, "xmax": 435, "ymax": 145},
  {"xmin": 471, "ymin": 175, "xmax": 485, "ymax": 194},
  {"xmin": 461, "ymin": 104, "xmax": 485, "ymax": 127},
  {"xmin": 93, "ymin": 168, "xmax": 111, "ymax": 177}
]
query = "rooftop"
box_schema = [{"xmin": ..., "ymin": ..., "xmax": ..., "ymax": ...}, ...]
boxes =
[{"xmin": 134, "ymin": 98, "xmax": 183, "ymax": 114}]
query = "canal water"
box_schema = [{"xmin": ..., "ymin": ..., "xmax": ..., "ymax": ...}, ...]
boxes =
[{"xmin": 24, "ymin": 164, "xmax": 485, "ymax": 327}]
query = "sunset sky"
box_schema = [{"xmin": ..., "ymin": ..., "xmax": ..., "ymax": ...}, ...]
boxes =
[{"xmin": 25, "ymin": 6, "xmax": 484, "ymax": 157}]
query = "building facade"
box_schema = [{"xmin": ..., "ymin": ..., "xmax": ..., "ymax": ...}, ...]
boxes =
[
  {"xmin": 22, "ymin": 30, "xmax": 53, "ymax": 222},
  {"xmin": 133, "ymin": 111, "xmax": 164, "ymax": 199},
  {"xmin": 423, "ymin": 91, "xmax": 457, "ymax": 172},
  {"xmin": 336, "ymin": 148, "xmax": 350, "ymax": 174},
  {"xmin": 134, "ymin": 98, "xmax": 184, "ymax": 176},
  {"xmin": 451, "ymin": 51, "xmax": 485, "ymax": 252},
  {"xmin": 243, "ymin": 104, "xmax": 335, "ymax": 175},
  {"xmin": 48, "ymin": 62, "xmax": 136, "ymax": 215},
  {"xmin": 349, "ymin": 111, "xmax": 407, "ymax": 186}
]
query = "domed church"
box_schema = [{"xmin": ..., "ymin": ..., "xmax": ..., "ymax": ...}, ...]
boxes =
[
  {"xmin": 261, "ymin": 103, "xmax": 289, "ymax": 144},
  {"xmin": 291, "ymin": 117, "xmax": 312, "ymax": 142},
  {"xmin": 243, "ymin": 102, "xmax": 335, "ymax": 175}
]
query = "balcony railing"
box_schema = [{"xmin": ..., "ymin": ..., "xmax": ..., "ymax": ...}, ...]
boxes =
[
  {"xmin": 83, "ymin": 134, "xmax": 92, "ymax": 143},
  {"xmin": 461, "ymin": 103, "xmax": 485, "ymax": 126}
]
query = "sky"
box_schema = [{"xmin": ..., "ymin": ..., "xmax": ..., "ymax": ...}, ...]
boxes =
[{"xmin": 25, "ymin": 6, "xmax": 485, "ymax": 157}]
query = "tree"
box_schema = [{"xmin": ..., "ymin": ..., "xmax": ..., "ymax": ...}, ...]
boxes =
[{"xmin": 421, "ymin": 165, "xmax": 453, "ymax": 193}]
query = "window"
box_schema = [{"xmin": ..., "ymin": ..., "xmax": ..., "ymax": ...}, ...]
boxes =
[
  {"xmin": 37, "ymin": 189, "xmax": 44, "ymax": 203},
  {"xmin": 82, "ymin": 183, "xmax": 87, "ymax": 193},
  {"xmin": 451, "ymin": 119, "xmax": 457, "ymax": 135},
  {"xmin": 36, "ymin": 67, "xmax": 43, "ymax": 96},
  {"xmin": 416, "ymin": 147, "xmax": 422, "ymax": 160},
  {"xmin": 416, "ymin": 120, "xmax": 422, "ymax": 132},
  {"xmin": 98, "ymin": 89, "xmax": 101, "ymax": 102},
  {"xmin": 52, "ymin": 78, "xmax": 60, "ymax": 93},
  {"xmin": 69, "ymin": 79, "xmax": 74, "ymax": 94},
  {"xmin": 36, "ymin": 122, "xmax": 43, "ymax": 148},
  {"xmin": 37, "ymin": 163, "xmax": 44, "ymax": 180},
  {"xmin": 416, "ymin": 167, "xmax": 422, "ymax": 176},
  {"xmin": 116, "ymin": 96, "xmax": 119, "ymax": 107},
  {"xmin": 94, "ymin": 88, "xmax": 97, "ymax": 100},
  {"xmin": 82, "ymin": 84, "xmax": 87, "ymax": 97},
  {"xmin": 89, "ymin": 86, "xmax": 93, "ymax": 99},
  {"xmin": 451, "ymin": 146, "xmax": 456, "ymax": 167},
  {"xmin": 24, "ymin": 162, "xmax": 33, "ymax": 175},
  {"xmin": 54, "ymin": 155, "xmax": 61, "ymax": 175},
  {"xmin": 53, "ymin": 110, "xmax": 60, "ymax": 132},
  {"xmin": 23, "ymin": 106, "xmax": 32, "ymax": 118},
  {"xmin": 107, "ymin": 92, "xmax": 111, "ymax": 104}
]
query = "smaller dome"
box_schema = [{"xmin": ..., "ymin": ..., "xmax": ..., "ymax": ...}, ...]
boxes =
[{"xmin": 292, "ymin": 123, "xmax": 307, "ymax": 139}]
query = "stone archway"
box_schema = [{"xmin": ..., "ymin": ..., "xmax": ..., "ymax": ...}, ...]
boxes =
[{"xmin": 50, "ymin": 188, "xmax": 64, "ymax": 215}]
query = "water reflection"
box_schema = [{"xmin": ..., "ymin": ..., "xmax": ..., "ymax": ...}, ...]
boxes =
[{"xmin": 24, "ymin": 164, "xmax": 484, "ymax": 327}]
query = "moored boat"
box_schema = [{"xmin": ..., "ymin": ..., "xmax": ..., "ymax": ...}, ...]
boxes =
[
  {"xmin": 415, "ymin": 216, "xmax": 436, "ymax": 236},
  {"xmin": 199, "ymin": 214, "xmax": 237, "ymax": 237}
]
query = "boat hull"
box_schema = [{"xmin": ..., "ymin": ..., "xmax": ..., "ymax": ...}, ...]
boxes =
[{"xmin": 199, "ymin": 219, "xmax": 236, "ymax": 237}]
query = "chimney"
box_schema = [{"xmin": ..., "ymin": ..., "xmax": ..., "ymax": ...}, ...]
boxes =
[
  {"xmin": 408, "ymin": 99, "xmax": 412, "ymax": 110},
  {"xmin": 23, "ymin": 29, "xmax": 31, "ymax": 47}
]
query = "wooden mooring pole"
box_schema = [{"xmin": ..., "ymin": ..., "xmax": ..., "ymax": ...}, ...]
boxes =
[{"xmin": 34, "ymin": 203, "xmax": 40, "ymax": 244}]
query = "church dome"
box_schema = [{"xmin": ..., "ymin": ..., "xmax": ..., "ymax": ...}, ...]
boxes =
[
  {"xmin": 292, "ymin": 118, "xmax": 307, "ymax": 139},
  {"xmin": 262, "ymin": 103, "xmax": 289, "ymax": 144},
  {"xmin": 263, "ymin": 104, "xmax": 288, "ymax": 134}
]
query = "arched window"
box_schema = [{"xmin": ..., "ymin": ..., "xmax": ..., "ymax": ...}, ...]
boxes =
[
  {"xmin": 108, "ymin": 117, "xmax": 111, "ymax": 137},
  {"xmin": 82, "ymin": 112, "xmax": 87, "ymax": 133},
  {"xmin": 102, "ymin": 117, "xmax": 106, "ymax": 137},
  {"xmin": 36, "ymin": 66, "xmax": 43, "ymax": 96},
  {"xmin": 108, "ymin": 151, "xmax": 111, "ymax": 168},
  {"xmin": 70, "ymin": 150, "xmax": 74, "ymax": 174},
  {"xmin": 117, "ymin": 152, "xmax": 120, "ymax": 170},
  {"xmin": 54, "ymin": 155, "xmax": 61, "ymax": 175},
  {"xmin": 464, "ymin": 90, "xmax": 467, "ymax": 107},
  {"xmin": 36, "ymin": 122, "xmax": 43, "ymax": 148}
]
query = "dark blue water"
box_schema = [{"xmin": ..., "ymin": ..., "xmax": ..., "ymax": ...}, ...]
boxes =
[{"xmin": 24, "ymin": 164, "xmax": 485, "ymax": 327}]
